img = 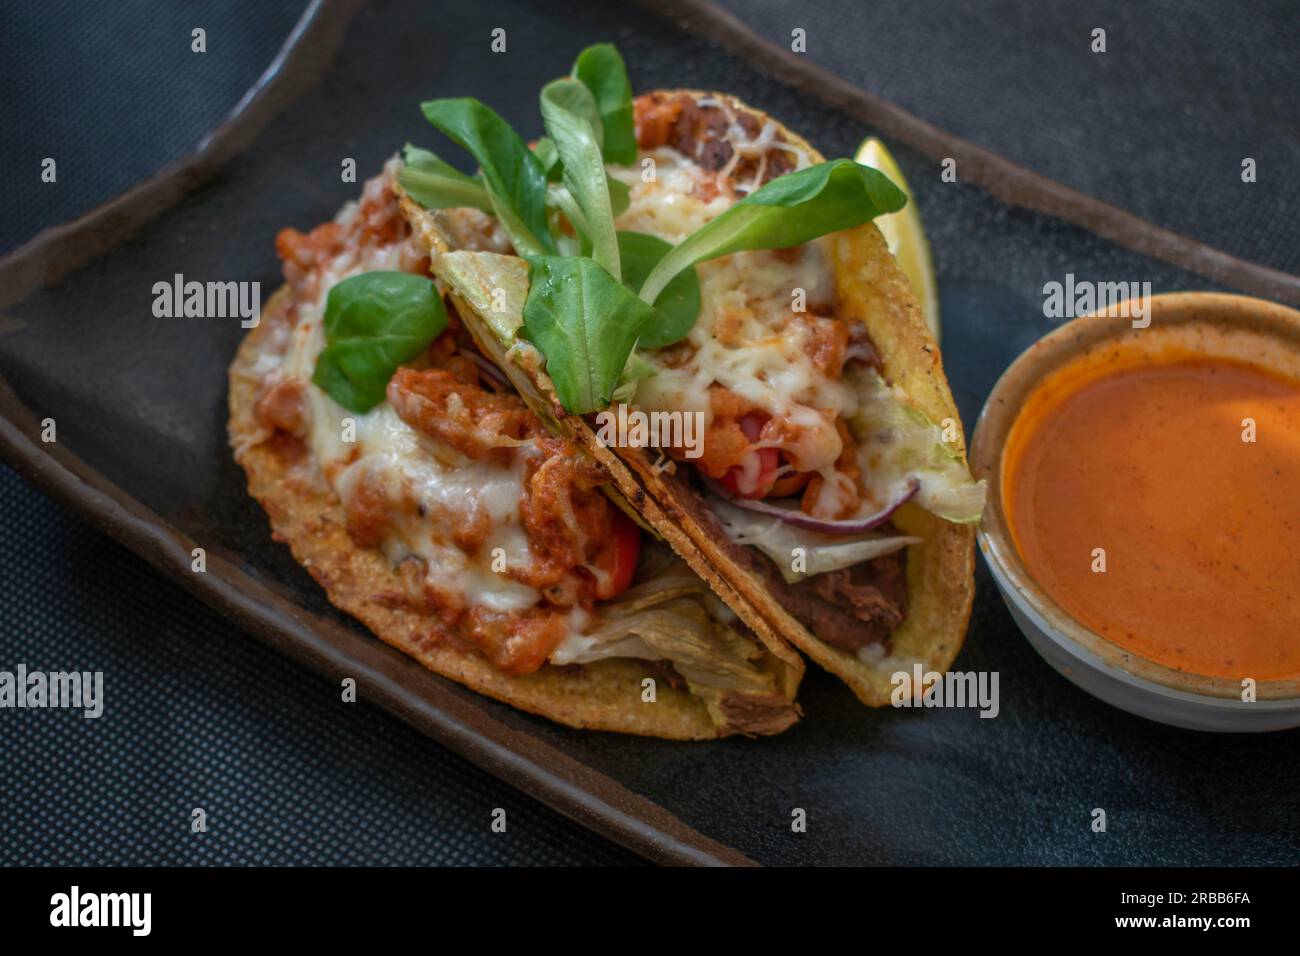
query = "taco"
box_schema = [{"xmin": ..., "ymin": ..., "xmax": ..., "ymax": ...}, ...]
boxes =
[
  {"xmin": 392, "ymin": 45, "xmax": 986, "ymax": 706},
  {"xmin": 228, "ymin": 159, "xmax": 803, "ymax": 738}
]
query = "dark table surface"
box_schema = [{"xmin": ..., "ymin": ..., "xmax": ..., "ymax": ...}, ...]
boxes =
[{"xmin": 1, "ymin": 0, "xmax": 1294, "ymax": 866}]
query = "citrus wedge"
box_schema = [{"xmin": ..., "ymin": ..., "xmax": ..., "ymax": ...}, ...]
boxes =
[{"xmin": 855, "ymin": 137, "xmax": 940, "ymax": 340}]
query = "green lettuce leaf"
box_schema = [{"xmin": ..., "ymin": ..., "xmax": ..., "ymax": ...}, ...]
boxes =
[
  {"xmin": 639, "ymin": 159, "xmax": 906, "ymax": 305},
  {"xmin": 521, "ymin": 255, "xmax": 655, "ymax": 414},
  {"xmin": 397, "ymin": 144, "xmax": 492, "ymax": 213},
  {"xmin": 847, "ymin": 367, "xmax": 987, "ymax": 523},
  {"xmin": 311, "ymin": 271, "xmax": 448, "ymax": 413},
  {"xmin": 571, "ymin": 43, "xmax": 637, "ymax": 165},
  {"xmin": 419, "ymin": 97, "xmax": 555, "ymax": 256}
]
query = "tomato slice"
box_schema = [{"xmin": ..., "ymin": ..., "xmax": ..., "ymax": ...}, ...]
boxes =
[
  {"xmin": 595, "ymin": 508, "xmax": 642, "ymax": 600},
  {"xmin": 720, "ymin": 412, "xmax": 779, "ymax": 498},
  {"xmin": 721, "ymin": 447, "xmax": 778, "ymax": 498}
]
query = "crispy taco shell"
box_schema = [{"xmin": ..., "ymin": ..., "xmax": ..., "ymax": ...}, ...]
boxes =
[
  {"xmin": 230, "ymin": 283, "xmax": 800, "ymax": 738},
  {"xmin": 399, "ymin": 89, "xmax": 975, "ymax": 707}
]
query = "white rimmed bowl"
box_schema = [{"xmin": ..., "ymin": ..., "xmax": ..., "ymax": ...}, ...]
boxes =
[{"xmin": 969, "ymin": 292, "xmax": 1300, "ymax": 732}]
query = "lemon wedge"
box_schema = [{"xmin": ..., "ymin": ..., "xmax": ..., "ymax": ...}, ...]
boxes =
[{"xmin": 854, "ymin": 137, "xmax": 940, "ymax": 340}]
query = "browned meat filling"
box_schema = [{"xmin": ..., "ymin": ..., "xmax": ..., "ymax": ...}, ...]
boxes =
[{"xmin": 634, "ymin": 91, "xmax": 796, "ymax": 189}]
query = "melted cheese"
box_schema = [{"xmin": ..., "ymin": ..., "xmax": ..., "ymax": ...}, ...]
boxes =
[
  {"xmin": 275, "ymin": 199, "xmax": 544, "ymax": 615},
  {"xmin": 613, "ymin": 146, "xmax": 856, "ymax": 507},
  {"xmin": 610, "ymin": 148, "xmax": 733, "ymax": 243}
]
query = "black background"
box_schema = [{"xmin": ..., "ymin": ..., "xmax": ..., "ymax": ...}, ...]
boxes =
[{"xmin": 1, "ymin": 0, "xmax": 1296, "ymax": 866}]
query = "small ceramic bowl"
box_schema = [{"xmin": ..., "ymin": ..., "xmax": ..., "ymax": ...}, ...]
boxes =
[{"xmin": 970, "ymin": 292, "xmax": 1300, "ymax": 731}]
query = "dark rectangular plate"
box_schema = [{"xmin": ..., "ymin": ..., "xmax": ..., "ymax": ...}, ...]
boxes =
[{"xmin": 3, "ymin": 0, "xmax": 1298, "ymax": 865}]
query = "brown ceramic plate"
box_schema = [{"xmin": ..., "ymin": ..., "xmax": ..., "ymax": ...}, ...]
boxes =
[{"xmin": 3, "ymin": 0, "xmax": 1299, "ymax": 865}]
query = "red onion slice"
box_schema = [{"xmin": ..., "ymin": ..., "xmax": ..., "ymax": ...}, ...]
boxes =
[
  {"xmin": 704, "ymin": 476, "xmax": 919, "ymax": 535},
  {"xmin": 462, "ymin": 349, "xmax": 510, "ymax": 389}
]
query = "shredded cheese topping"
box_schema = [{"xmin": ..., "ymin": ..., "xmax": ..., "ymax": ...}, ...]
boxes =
[
  {"xmin": 271, "ymin": 173, "xmax": 549, "ymax": 615},
  {"xmin": 611, "ymin": 146, "xmax": 861, "ymax": 517}
]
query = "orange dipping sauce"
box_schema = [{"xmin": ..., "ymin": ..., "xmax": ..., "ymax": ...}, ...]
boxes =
[{"xmin": 1003, "ymin": 353, "xmax": 1300, "ymax": 681}]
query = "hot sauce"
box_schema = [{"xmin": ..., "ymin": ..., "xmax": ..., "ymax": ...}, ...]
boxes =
[{"xmin": 1003, "ymin": 354, "xmax": 1300, "ymax": 681}]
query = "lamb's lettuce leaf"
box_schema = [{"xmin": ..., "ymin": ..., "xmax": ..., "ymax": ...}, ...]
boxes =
[
  {"xmin": 419, "ymin": 97, "xmax": 555, "ymax": 256},
  {"xmin": 638, "ymin": 159, "xmax": 906, "ymax": 305},
  {"xmin": 571, "ymin": 43, "xmax": 637, "ymax": 165}
]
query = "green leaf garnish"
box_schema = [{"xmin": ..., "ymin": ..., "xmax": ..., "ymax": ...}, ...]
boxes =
[
  {"xmin": 616, "ymin": 231, "xmax": 700, "ymax": 349},
  {"xmin": 571, "ymin": 43, "xmax": 636, "ymax": 166},
  {"xmin": 549, "ymin": 185, "xmax": 591, "ymax": 240},
  {"xmin": 521, "ymin": 256, "xmax": 655, "ymax": 414},
  {"xmin": 403, "ymin": 45, "xmax": 913, "ymax": 420},
  {"xmin": 397, "ymin": 144, "xmax": 492, "ymax": 213},
  {"xmin": 607, "ymin": 176, "xmax": 631, "ymax": 218},
  {"xmin": 531, "ymin": 137, "xmax": 563, "ymax": 182},
  {"xmin": 611, "ymin": 350, "xmax": 657, "ymax": 405},
  {"xmin": 638, "ymin": 159, "xmax": 907, "ymax": 304},
  {"xmin": 539, "ymin": 79, "xmax": 621, "ymax": 281},
  {"xmin": 419, "ymin": 98, "xmax": 555, "ymax": 256},
  {"xmin": 311, "ymin": 272, "xmax": 448, "ymax": 413}
]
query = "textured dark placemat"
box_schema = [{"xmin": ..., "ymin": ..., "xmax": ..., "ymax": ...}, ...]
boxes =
[
  {"xmin": 0, "ymin": 462, "xmax": 641, "ymax": 866},
  {"xmin": 715, "ymin": 0, "xmax": 1300, "ymax": 275},
  {"xmin": 0, "ymin": 0, "xmax": 308, "ymax": 254}
]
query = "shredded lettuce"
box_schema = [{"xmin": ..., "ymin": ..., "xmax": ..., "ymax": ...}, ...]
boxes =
[
  {"xmin": 550, "ymin": 562, "xmax": 776, "ymax": 695},
  {"xmin": 847, "ymin": 367, "xmax": 986, "ymax": 524},
  {"xmin": 712, "ymin": 499, "xmax": 919, "ymax": 584}
]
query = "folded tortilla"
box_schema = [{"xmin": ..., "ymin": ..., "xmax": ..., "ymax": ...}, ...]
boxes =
[
  {"xmin": 228, "ymin": 172, "xmax": 802, "ymax": 738},
  {"xmin": 399, "ymin": 90, "xmax": 977, "ymax": 706}
]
